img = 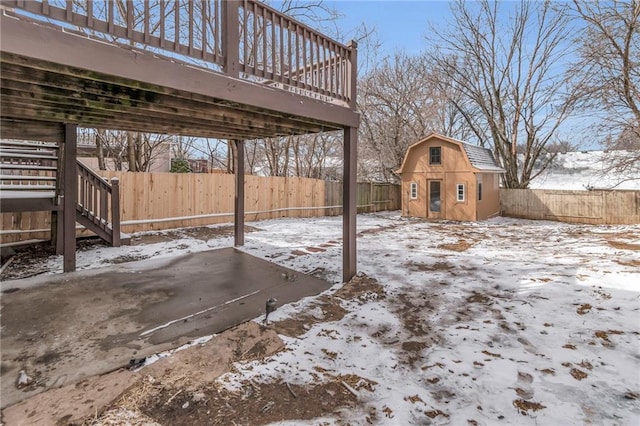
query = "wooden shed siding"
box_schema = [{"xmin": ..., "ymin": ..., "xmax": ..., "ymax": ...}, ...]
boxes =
[{"xmin": 476, "ymin": 173, "xmax": 501, "ymax": 220}]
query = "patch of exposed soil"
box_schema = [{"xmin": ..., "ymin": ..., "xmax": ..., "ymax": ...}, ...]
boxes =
[
  {"xmin": 513, "ymin": 399, "xmax": 546, "ymax": 414},
  {"xmin": 616, "ymin": 259, "xmax": 640, "ymax": 267},
  {"xmin": 272, "ymin": 295, "xmax": 347, "ymax": 337},
  {"xmin": 137, "ymin": 379, "xmax": 357, "ymax": 426},
  {"xmin": 393, "ymin": 293, "xmax": 436, "ymax": 338},
  {"xmin": 576, "ymin": 304, "xmax": 592, "ymax": 315},
  {"xmin": 1, "ymin": 238, "xmax": 109, "ymax": 281},
  {"xmin": 358, "ymin": 222, "xmax": 407, "ymax": 236},
  {"xmin": 438, "ymin": 239, "xmax": 474, "ymax": 252},
  {"xmin": 570, "ymin": 368, "xmax": 588, "ymax": 381},
  {"xmin": 333, "ymin": 273, "xmax": 386, "ymax": 303},
  {"xmin": 405, "ymin": 261, "xmax": 454, "ymax": 272},
  {"xmin": 134, "ymin": 225, "xmax": 259, "ymax": 244},
  {"xmin": 273, "ymin": 274, "xmax": 384, "ymax": 337},
  {"xmin": 607, "ymin": 240, "xmax": 640, "ymax": 251}
]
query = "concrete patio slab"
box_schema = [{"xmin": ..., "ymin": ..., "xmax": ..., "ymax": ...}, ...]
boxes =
[{"xmin": 0, "ymin": 248, "xmax": 333, "ymax": 410}]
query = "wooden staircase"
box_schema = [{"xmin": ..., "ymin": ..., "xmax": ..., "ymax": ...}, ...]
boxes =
[{"xmin": 0, "ymin": 139, "xmax": 128, "ymax": 248}]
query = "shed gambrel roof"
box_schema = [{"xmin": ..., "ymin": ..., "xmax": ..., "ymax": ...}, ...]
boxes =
[
  {"xmin": 397, "ymin": 133, "xmax": 505, "ymax": 174},
  {"xmin": 461, "ymin": 143, "xmax": 505, "ymax": 172}
]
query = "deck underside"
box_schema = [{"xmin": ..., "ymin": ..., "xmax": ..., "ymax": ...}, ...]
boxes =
[{"xmin": 0, "ymin": 13, "xmax": 358, "ymax": 140}]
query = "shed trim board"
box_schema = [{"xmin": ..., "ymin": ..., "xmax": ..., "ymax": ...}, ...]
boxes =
[{"xmin": 0, "ymin": 3, "xmax": 360, "ymax": 281}]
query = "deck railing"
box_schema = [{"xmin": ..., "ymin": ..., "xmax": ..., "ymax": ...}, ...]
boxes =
[
  {"xmin": 77, "ymin": 160, "xmax": 121, "ymax": 246},
  {"xmin": 3, "ymin": 0, "xmax": 356, "ymax": 107}
]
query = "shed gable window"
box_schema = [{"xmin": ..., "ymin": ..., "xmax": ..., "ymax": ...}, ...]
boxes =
[
  {"xmin": 456, "ymin": 183, "xmax": 465, "ymax": 202},
  {"xmin": 429, "ymin": 147, "xmax": 442, "ymax": 165},
  {"xmin": 410, "ymin": 182, "xmax": 418, "ymax": 199}
]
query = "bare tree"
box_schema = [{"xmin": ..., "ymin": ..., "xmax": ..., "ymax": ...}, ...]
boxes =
[
  {"xmin": 357, "ymin": 51, "xmax": 473, "ymax": 182},
  {"xmin": 427, "ymin": 0, "xmax": 576, "ymax": 188},
  {"xmin": 569, "ymin": 0, "xmax": 640, "ymax": 184}
]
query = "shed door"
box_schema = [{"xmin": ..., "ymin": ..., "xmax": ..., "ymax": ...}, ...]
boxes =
[{"xmin": 428, "ymin": 180, "xmax": 442, "ymax": 219}]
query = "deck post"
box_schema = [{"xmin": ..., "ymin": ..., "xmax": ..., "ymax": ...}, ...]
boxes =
[
  {"xmin": 347, "ymin": 40, "xmax": 358, "ymax": 110},
  {"xmin": 234, "ymin": 139, "xmax": 245, "ymax": 246},
  {"xmin": 222, "ymin": 0, "xmax": 241, "ymax": 78},
  {"xmin": 63, "ymin": 124, "xmax": 77, "ymax": 272},
  {"xmin": 111, "ymin": 177, "xmax": 121, "ymax": 247},
  {"xmin": 343, "ymin": 126, "xmax": 357, "ymax": 282}
]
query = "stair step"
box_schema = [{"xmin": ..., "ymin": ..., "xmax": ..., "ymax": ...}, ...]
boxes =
[
  {"xmin": 0, "ymin": 140, "xmax": 58, "ymax": 149},
  {"xmin": 0, "ymin": 184, "xmax": 56, "ymax": 191},
  {"xmin": 0, "ymin": 175, "xmax": 57, "ymax": 181},
  {"xmin": 0, "ymin": 164, "xmax": 57, "ymax": 171},
  {"xmin": 0, "ymin": 151, "xmax": 58, "ymax": 160},
  {"xmin": 0, "ymin": 190, "xmax": 56, "ymax": 200}
]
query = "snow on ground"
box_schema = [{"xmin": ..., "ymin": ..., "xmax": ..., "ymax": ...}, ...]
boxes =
[
  {"xmin": 25, "ymin": 213, "xmax": 640, "ymax": 424},
  {"xmin": 530, "ymin": 150, "xmax": 640, "ymax": 190}
]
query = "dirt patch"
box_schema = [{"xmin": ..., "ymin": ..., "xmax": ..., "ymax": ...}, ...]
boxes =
[
  {"xmin": 272, "ymin": 295, "xmax": 348, "ymax": 337},
  {"xmin": 135, "ymin": 225, "xmax": 259, "ymax": 244},
  {"xmin": 139, "ymin": 379, "xmax": 357, "ymax": 426},
  {"xmin": 406, "ymin": 261, "xmax": 454, "ymax": 272},
  {"xmin": 467, "ymin": 292, "xmax": 491, "ymax": 304},
  {"xmin": 0, "ymin": 238, "xmax": 108, "ymax": 281},
  {"xmin": 616, "ymin": 259, "xmax": 640, "ymax": 267},
  {"xmin": 394, "ymin": 293, "xmax": 434, "ymax": 337},
  {"xmin": 570, "ymin": 368, "xmax": 588, "ymax": 380},
  {"xmin": 513, "ymin": 399, "xmax": 546, "ymax": 415},
  {"xmin": 607, "ymin": 240, "xmax": 640, "ymax": 251},
  {"xmin": 576, "ymin": 304, "xmax": 592, "ymax": 315},
  {"xmin": 106, "ymin": 254, "xmax": 150, "ymax": 264},
  {"xmin": 358, "ymin": 222, "xmax": 406, "ymax": 236},
  {"xmin": 273, "ymin": 274, "xmax": 385, "ymax": 338},
  {"xmin": 333, "ymin": 273, "xmax": 386, "ymax": 303},
  {"xmin": 438, "ymin": 239, "xmax": 474, "ymax": 252}
]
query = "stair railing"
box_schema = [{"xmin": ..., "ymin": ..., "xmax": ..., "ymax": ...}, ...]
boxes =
[{"xmin": 76, "ymin": 160, "xmax": 121, "ymax": 246}]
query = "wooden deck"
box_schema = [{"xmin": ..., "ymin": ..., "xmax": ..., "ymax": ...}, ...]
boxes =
[{"xmin": 0, "ymin": 0, "xmax": 359, "ymax": 280}]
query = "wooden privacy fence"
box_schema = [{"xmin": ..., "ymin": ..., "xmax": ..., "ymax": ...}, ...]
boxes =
[
  {"xmin": 1, "ymin": 173, "xmax": 400, "ymax": 243},
  {"xmin": 500, "ymin": 189, "xmax": 640, "ymax": 225}
]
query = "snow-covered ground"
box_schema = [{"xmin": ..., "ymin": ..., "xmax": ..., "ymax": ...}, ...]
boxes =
[
  {"xmin": 530, "ymin": 150, "xmax": 640, "ymax": 190},
  {"xmin": 21, "ymin": 213, "xmax": 640, "ymax": 424}
]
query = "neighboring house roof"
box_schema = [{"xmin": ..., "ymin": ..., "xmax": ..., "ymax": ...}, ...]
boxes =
[{"xmin": 397, "ymin": 133, "xmax": 505, "ymax": 173}]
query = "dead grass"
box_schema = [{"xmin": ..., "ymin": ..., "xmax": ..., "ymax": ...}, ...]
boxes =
[
  {"xmin": 513, "ymin": 399, "xmax": 546, "ymax": 414},
  {"xmin": 570, "ymin": 368, "xmax": 588, "ymax": 381},
  {"xmin": 576, "ymin": 304, "xmax": 592, "ymax": 315},
  {"xmin": 438, "ymin": 240, "xmax": 474, "ymax": 252}
]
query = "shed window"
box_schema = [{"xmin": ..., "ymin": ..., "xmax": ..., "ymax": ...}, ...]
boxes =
[
  {"xmin": 456, "ymin": 183, "xmax": 465, "ymax": 202},
  {"xmin": 410, "ymin": 182, "xmax": 418, "ymax": 199},
  {"xmin": 478, "ymin": 182, "xmax": 483, "ymax": 201},
  {"xmin": 429, "ymin": 147, "xmax": 441, "ymax": 165}
]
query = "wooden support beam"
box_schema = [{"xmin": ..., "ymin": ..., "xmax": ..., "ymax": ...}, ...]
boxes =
[
  {"xmin": 0, "ymin": 118, "xmax": 64, "ymax": 143},
  {"xmin": 234, "ymin": 139, "xmax": 245, "ymax": 246},
  {"xmin": 63, "ymin": 124, "xmax": 77, "ymax": 272},
  {"xmin": 343, "ymin": 126, "xmax": 357, "ymax": 282}
]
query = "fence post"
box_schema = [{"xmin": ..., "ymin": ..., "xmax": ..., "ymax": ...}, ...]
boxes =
[
  {"xmin": 369, "ymin": 182, "xmax": 374, "ymax": 213},
  {"xmin": 110, "ymin": 177, "xmax": 121, "ymax": 247},
  {"xmin": 222, "ymin": 0, "xmax": 240, "ymax": 78}
]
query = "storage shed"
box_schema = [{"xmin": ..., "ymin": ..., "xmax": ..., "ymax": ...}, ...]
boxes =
[{"xmin": 397, "ymin": 133, "xmax": 504, "ymax": 221}]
